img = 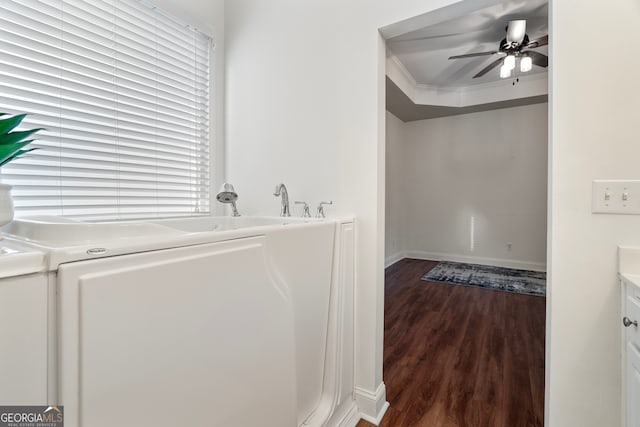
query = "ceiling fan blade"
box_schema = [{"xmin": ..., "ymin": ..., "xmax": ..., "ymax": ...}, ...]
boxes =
[
  {"xmin": 526, "ymin": 34, "xmax": 548, "ymax": 49},
  {"xmin": 527, "ymin": 50, "xmax": 548, "ymax": 67},
  {"xmin": 473, "ymin": 57, "xmax": 504, "ymax": 78},
  {"xmin": 449, "ymin": 51, "xmax": 499, "ymax": 60},
  {"xmin": 506, "ymin": 20, "xmax": 527, "ymax": 45}
]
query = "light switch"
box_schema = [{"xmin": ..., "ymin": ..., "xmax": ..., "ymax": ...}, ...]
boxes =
[{"xmin": 593, "ymin": 180, "xmax": 640, "ymax": 214}]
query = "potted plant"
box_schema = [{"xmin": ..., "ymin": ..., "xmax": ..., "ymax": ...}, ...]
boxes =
[{"xmin": 0, "ymin": 113, "xmax": 42, "ymax": 235}]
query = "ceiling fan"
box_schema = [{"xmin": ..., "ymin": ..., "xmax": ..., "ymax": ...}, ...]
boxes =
[{"xmin": 449, "ymin": 20, "xmax": 548, "ymax": 78}]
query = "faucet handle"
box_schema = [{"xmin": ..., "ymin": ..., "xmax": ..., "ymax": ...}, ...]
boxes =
[
  {"xmin": 295, "ymin": 201, "xmax": 311, "ymax": 218},
  {"xmin": 316, "ymin": 201, "xmax": 333, "ymax": 218}
]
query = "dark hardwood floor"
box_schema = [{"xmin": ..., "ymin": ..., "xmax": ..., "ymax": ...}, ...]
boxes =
[{"xmin": 357, "ymin": 258, "xmax": 545, "ymax": 427}]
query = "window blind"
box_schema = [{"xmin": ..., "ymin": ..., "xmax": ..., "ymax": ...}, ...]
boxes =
[{"xmin": 0, "ymin": 0, "xmax": 211, "ymax": 221}]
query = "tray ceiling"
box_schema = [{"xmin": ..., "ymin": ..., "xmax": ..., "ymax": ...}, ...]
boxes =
[
  {"xmin": 386, "ymin": 0, "xmax": 549, "ymax": 88},
  {"xmin": 384, "ymin": 0, "xmax": 549, "ymax": 121}
]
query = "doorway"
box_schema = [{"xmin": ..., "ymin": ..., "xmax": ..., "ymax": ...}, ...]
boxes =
[{"xmin": 372, "ymin": 1, "xmax": 549, "ymax": 425}]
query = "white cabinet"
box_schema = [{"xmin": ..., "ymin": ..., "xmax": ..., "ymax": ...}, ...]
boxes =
[
  {"xmin": 0, "ymin": 273, "xmax": 48, "ymax": 404},
  {"xmin": 628, "ymin": 342, "xmax": 640, "ymax": 427},
  {"xmin": 623, "ymin": 276, "xmax": 640, "ymax": 427}
]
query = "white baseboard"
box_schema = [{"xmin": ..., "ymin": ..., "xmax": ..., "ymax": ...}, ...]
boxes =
[
  {"xmin": 403, "ymin": 250, "xmax": 546, "ymax": 272},
  {"xmin": 355, "ymin": 383, "xmax": 389, "ymax": 425},
  {"xmin": 384, "ymin": 251, "xmax": 405, "ymax": 268},
  {"xmin": 333, "ymin": 402, "xmax": 360, "ymax": 427}
]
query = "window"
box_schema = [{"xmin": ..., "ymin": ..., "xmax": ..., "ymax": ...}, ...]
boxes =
[{"xmin": 0, "ymin": 0, "xmax": 212, "ymax": 220}]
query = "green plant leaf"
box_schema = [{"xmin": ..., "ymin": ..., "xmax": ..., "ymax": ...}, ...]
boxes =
[
  {"xmin": 15, "ymin": 147, "xmax": 38, "ymax": 155},
  {"xmin": 11, "ymin": 147, "xmax": 38, "ymax": 158},
  {"xmin": 0, "ymin": 114, "xmax": 27, "ymax": 135},
  {"xmin": 0, "ymin": 154, "xmax": 22, "ymax": 167},
  {"xmin": 0, "ymin": 155, "xmax": 18, "ymax": 167},
  {"xmin": 0, "ymin": 128, "xmax": 44, "ymax": 145},
  {"xmin": 0, "ymin": 113, "xmax": 42, "ymax": 168},
  {"xmin": 0, "ymin": 140, "xmax": 34, "ymax": 165},
  {"xmin": 0, "ymin": 148, "xmax": 39, "ymax": 167}
]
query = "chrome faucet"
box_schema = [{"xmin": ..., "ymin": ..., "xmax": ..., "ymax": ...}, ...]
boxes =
[
  {"xmin": 295, "ymin": 201, "xmax": 311, "ymax": 218},
  {"xmin": 216, "ymin": 183, "xmax": 241, "ymax": 216},
  {"xmin": 273, "ymin": 183, "xmax": 291, "ymax": 217},
  {"xmin": 316, "ymin": 201, "xmax": 333, "ymax": 218}
]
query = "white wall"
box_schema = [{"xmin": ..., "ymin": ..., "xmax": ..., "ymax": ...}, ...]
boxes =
[
  {"xmin": 547, "ymin": 1, "xmax": 640, "ymax": 426},
  {"xmin": 387, "ymin": 103, "xmax": 548, "ymax": 271},
  {"xmin": 385, "ymin": 111, "xmax": 406, "ymax": 266}
]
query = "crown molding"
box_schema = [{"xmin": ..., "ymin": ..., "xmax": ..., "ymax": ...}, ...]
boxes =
[
  {"xmin": 387, "ymin": 53, "xmax": 418, "ymax": 88},
  {"xmin": 386, "ymin": 54, "xmax": 548, "ymax": 108}
]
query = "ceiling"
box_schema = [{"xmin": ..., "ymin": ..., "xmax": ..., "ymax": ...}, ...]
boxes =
[
  {"xmin": 387, "ymin": 77, "xmax": 547, "ymax": 122},
  {"xmin": 384, "ymin": 0, "xmax": 549, "ymax": 121}
]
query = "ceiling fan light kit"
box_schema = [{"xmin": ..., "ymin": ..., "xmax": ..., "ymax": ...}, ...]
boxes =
[
  {"xmin": 504, "ymin": 55, "xmax": 516, "ymax": 71},
  {"xmin": 448, "ymin": 19, "xmax": 548, "ymax": 79},
  {"xmin": 500, "ymin": 64, "xmax": 511, "ymax": 78},
  {"xmin": 498, "ymin": 53, "xmax": 533, "ymax": 79},
  {"xmin": 520, "ymin": 55, "xmax": 533, "ymax": 73}
]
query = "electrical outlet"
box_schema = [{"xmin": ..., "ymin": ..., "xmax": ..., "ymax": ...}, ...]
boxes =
[
  {"xmin": 592, "ymin": 180, "xmax": 640, "ymax": 214},
  {"xmin": 507, "ymin": 242, "xmax": 512, "ymax": 251}
]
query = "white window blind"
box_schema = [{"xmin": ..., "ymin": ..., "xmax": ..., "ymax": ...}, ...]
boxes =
[{"xmin": 0, "ymin": 0, "xmax": 211, "ymax": 221}]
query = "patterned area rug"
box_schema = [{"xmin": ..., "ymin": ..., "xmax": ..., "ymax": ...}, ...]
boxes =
[{"xmin": 421, "ymin": 261, "xmax": 546, "ymax": 297}]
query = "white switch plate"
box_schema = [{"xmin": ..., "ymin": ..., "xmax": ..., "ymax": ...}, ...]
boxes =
[{"xmin": 592, "ymin": 180, "xmax": 640, "ymax": 214}]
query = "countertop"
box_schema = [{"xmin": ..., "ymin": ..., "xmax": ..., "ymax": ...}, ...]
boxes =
[{"xmin": 0, "ymin": 238, "xmax": 45, "ymax": 278}]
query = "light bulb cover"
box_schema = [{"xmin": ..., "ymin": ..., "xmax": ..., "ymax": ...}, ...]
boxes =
[
  {"xmin": 521, "ymin": 55, "xmax": 533, "ymax": 72},
  {"xmin": 500, "ymin": 64, "xmax": 511, "ymax": 78},
  {"xmin": 504, "ymin": 55, "xmax": 516, "ymax": 71},
  {"xmin": 506, "ymin": 20, "xmax": 527, "ymax": 45}
]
